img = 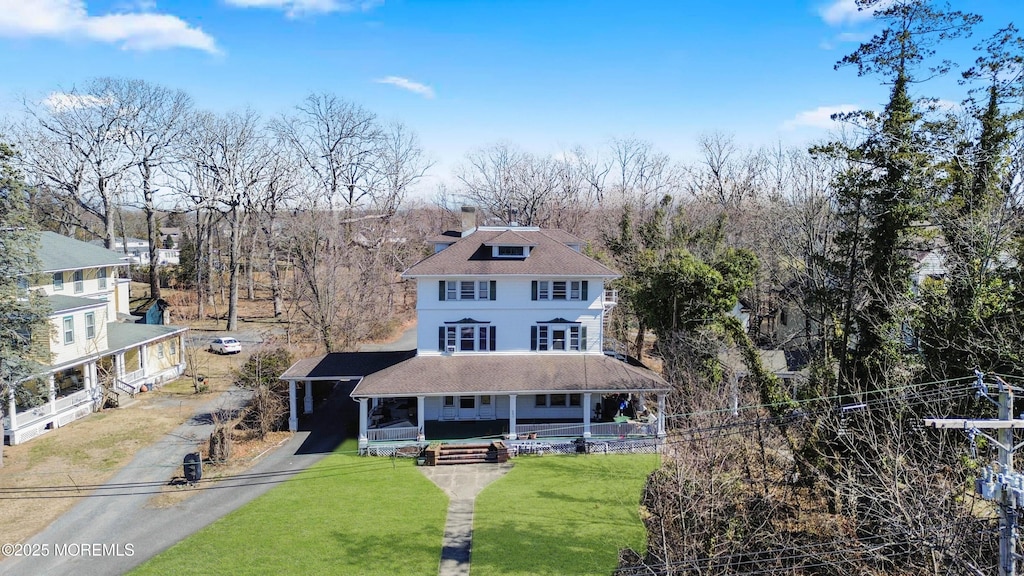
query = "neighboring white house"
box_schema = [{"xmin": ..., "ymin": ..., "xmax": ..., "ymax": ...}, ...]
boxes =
[
  {"xmin": 281, "ymin": 209, "xmax": 670, "ymax": 455},
  {"xmin": 96, "ymin": 237, "xmax": 181, "ymax": 266},
  {"xmin": 3, "ymin": 232, "xmax": 188, "ymax": 445}
]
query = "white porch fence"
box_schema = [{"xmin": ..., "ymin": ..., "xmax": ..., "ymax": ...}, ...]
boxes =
[
  {"xmin": 53, "ymin": 388, "xmax": 94, "ymax": 413},
  {"xmin": 123, "ymin": 368, "xmax": 145, "ymax": 385},
  {"xmin": 515, "ymin": 420, "xmax": 657, "ymax": 439},
  {"xmin": 367, "ymin": 425, "xmax": 420, "ymax": 442}
]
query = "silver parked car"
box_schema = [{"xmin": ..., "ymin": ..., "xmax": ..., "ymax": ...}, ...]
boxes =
[{"xmin": 209, "ymin": 337, "xmax": 241, "ymax": 355}]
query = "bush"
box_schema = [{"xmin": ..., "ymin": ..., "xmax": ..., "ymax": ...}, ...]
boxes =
[{"xmin": 234, "ymin": 348, "xmax": 294, "ymax": 439}]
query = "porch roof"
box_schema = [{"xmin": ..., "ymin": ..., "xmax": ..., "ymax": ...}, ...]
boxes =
[
  {"xmin": 351, "ymin": 353, "xmax": 670, "ymax": 397},
  {"xmin": 280, "ymin": 350, "xmax": 417, "ymax": 381},
  {"xmin": 106, "ymin": 323, "xmax": 187, "ymax": 351}
]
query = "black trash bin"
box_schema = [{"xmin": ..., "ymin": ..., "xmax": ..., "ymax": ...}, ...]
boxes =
[
  {"xmin": 573, "ymin": 437, "xmax": 587, "ymax": 454},
  {"xmin": 183, "ymin": 452, "xmax": 203, "ymax": 484}
]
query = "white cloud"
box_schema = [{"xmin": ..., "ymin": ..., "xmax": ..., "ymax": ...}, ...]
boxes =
[
  {"xmin": 42, "ymin": 91, "xmax": 113, "ymax": 112},
  {"xmin": 818, "ymin": 0, "xmax": 882, "ymax": 27},
  {"xmin": 0, "ymin": 0, "xmax": 218, "ymax": 53},
  {"xmin": 782, "ymin": 104, "xmax": 861, "ymax": 130},
  {"xmin": 224, "ymin": 0, "xmax": 383, "ymax": 18},
  {"xmin": 375, "ymin": 76, "xmax": 435, "ymax": 99}
]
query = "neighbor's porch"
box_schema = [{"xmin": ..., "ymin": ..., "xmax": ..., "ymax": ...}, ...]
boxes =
[{"xmin": 3, "ymin": 333, "xmax": 187, "ymax": 445}]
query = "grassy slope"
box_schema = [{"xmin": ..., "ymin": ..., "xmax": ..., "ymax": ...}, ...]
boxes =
[
  {"xmin": 472, "ymin": 453, "xmax": 659, "ymax": 576},
  {"xmin": 131, "ymin": 441, "xmax": 449, "ymax": 576}
]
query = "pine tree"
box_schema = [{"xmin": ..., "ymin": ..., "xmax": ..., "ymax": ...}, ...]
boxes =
[
  {"xmin": 828, "ymin": 0, "xmax": 980, "ymax": 393},
  {"xmin": 0, "ymin": 141, "xmax": 51, "ymax": 466}
]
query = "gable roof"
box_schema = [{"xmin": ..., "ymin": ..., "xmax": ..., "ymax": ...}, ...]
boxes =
[
  {"xmin": 37, "ymin": 232, "xmax": 128, "ymax": 273},
  {"xmin": 404, "ymin": 228, "xmax": 618, "ymax": 278}
]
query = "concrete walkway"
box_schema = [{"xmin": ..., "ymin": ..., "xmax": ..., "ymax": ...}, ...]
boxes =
[{"xmin": 419, "ymin": 463, "xmax": 512, "ymax": 576}]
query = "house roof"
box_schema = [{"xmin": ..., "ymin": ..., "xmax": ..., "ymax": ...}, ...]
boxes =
[
  {"xmin": 281, "ymin": 350, "xmax": 417, "ymax": 381},
  {"xmin": 37, "ymin": 232, "xmax": 128, "ymax": 273},
  {"xmin": 348, "ymin": 353, "xmax": 669, "ymax": 397},
  {"xmin": 404, "ymin": 228, "xmax": 617, "ymax": 278},
  {"xmin": 48, "ymin": 294, "xmax": 107, "ymax": 314},
  {"xmin": 426, "ymin": 231, "xmax": 462, "ymax": 243},
  {"xmin": 484, "ymin": 229, "xmax": 536, "ymax": 247}
]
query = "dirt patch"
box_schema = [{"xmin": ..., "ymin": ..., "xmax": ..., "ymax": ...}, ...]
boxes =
[{"xmin": 145, "ymin": 430, "xmax": 292, "ymax": 510}]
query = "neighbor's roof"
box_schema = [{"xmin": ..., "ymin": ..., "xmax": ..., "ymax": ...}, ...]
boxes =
[
  {"xmin": 349, "ymin": 353, "xmax": 669, "ymax": 397},
  {"xmin": 37, "ymin": 232, "xmax": 128, "ymax": 273},
  {"xmin": 404, "ymin": 228, "xmax": 617, "ymax": 277},
  {"xmin": 48, "ymin": 294, "xmax": 107, "ymax": 314}
]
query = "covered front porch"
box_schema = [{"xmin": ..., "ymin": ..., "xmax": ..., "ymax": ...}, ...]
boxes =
[
  {"xmin": 352, "ymin": 392, "xmax": 665, "ymax": 448},
  {"xmin": 4, "ymin": 326, "xmax": 187, "ymax": 445}
]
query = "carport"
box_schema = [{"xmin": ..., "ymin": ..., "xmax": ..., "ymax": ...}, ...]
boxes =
[{"xmin": 279, "ymin": 351, "xmax": 416, "ymax": 431}]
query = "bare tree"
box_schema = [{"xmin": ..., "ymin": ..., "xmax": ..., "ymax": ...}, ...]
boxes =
[
  {"xmin": 19, "ymin": 81, "xmax": 138, "ymax": 246},
  {"xmin": 108, "ymin": 78, "xmax": 193, "ymax": 299}
]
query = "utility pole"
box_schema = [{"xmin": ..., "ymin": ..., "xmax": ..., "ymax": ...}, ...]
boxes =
[{"xmin": 925, "ymin": 371, "xmax": 1024, "ymax": 576}]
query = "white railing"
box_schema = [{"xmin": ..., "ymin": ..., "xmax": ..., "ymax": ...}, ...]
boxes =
[
  {"xmin": 54, "ymin": 389, "xmax": 92, "ymax": 412},
  {"xmin": 515, "ymin": 421, "xmax": 657, "ymax": 439},
  {"xmin": 591, "ymin": 421, "xmax": 656, "ymax": 437},
  {"xmin": 516, "ymin": 422, "xmax": 585, "ymax": 438},
  {"xmin": 123, "ymin": 368, "xmax": 145, "ymax": 384},
  {"xmin": 603, "ymin": 289, "xmax": 618, "ymax": 306},
  {"xmin": 367, "ymin": 426, "xmax": 420, "ymax": 442}
]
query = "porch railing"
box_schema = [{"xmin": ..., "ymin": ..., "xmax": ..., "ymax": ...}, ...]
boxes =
[
  {"xmin": 367, "ymin": 426, "xmax": 420, "ymax": 442},
  {"xmin": 54, "ymin": 389, "xmax": 93, "ymax": 413},
  {"xmin": 122, "ymin": 368, "xmax": 145, "ymax": 384},
  {"xmin": 516, "ymin": 421, "xmax": 657, "ymax": 438}
]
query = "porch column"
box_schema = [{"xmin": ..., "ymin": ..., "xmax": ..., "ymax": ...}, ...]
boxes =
[
  {"xmin": 139, "ymin": 344, "xmax": 148, "ymax": 376},
  {"xmin": 358, "ymin": 398, "xmax": 368, "ymax": 452},
  {"xmin": 115, "ymin": 352, "xmax": 125, "ymax": 379},
  {"xmin": 288, "ymin": 380, "xmax": 298, "ymax": 432},
  {"xmin": 417, "ymin": 396, "xmax": 426, "ymax": 440},
  {"xmin": 47, "ymin": 374, "xmax": 56, "ymax": 415},
  {"xmin": 508, "ymin": 394, "xmax": 518, "ymax": 440},
  {"xmin": 583, "ymin": 393, "xmax": 592, "ymax": 438},
  {"xmin": 7, "ymin": 387, "xmax": 17, "ymax": 430},
  {"xmin": 303, "ymin": 380, "xmax": 313, "ymax": 414},
  {"xmin": 657, "ymin": 393, "xmax": 667, "ymax": 438}
]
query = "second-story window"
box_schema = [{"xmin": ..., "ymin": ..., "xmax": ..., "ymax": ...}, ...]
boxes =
[
  {"xmin": 531, "ymin": 324, "xmax": 586, "ymax": 351},
  {"xmin": 438, "ymin": 323, "xmax": 496, "ymax": 352},
  {"xmin": 98, "ymin": 267, "xmax": 107, "ymax": 289},
  {"xmin": 63, "ymin": 316, "xmax": 75, "ymax": 345},
  {"xmin": 53, "ymin": 272, "xmax": 64, "ymax": 291},
  {"xmin": 439, "ymin": 280, "xmax": 497, "ymax": 301},
  {"xmin": 74, "ymin": 270, "xmax": 84, "ymax": 293},
  {"xmin": 85, "ymin": 312, "xmax": 96, "ymax": 339}
]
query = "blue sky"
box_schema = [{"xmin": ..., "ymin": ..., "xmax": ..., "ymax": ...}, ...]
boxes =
[{"xmin": 0, "ymin": 0, "xmax": 1019, "ymax": 190}]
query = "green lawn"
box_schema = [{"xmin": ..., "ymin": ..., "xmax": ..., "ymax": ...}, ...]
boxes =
[
  {"xmin": 131, "ymin": 440, "xmax": 449, "ymax": 576},
  {"xmin": 133, "ymin": 445, "xmax": 658, "ymax": 576},
  {"xmin": 472, "ymin": 453, "xmax": 660, "ymax": 576}
]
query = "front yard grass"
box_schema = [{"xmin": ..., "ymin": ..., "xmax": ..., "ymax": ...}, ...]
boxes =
[
  {"xmin": 133, "ymin": 447, "xmax": 658, "ymax": 576},
  {"xmin": 130, "ymin": 440, "xmax": 449, "ymax": 576},
  {"xmin": 472, "ymin": 453, "xmax": 660, "ymax": 576}
]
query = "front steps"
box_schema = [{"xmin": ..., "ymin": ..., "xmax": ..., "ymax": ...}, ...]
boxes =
[{"xmin": 424, "ymin": 441, "xmax": 509, "ymax": 465}]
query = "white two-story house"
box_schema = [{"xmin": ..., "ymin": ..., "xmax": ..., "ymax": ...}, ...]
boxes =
[
  {"xmin": 3, "ymin": 232, "xmax": 188, "ymax": 445},
  {"xmin": 281, "ymin": 212, "xmax": 669, "ymax": 455}
]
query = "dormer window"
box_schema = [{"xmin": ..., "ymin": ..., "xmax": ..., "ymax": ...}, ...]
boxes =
[{"xmin": 494, "ymin": 245, "xmax": 528, "ymax": 258}]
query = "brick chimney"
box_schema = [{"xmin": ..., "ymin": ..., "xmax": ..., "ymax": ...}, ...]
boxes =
[{"xmin": 460, "ymin": 206, "xmax": 477, "ymax": 237}]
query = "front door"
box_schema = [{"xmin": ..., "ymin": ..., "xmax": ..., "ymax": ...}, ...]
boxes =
[{"xmin": 459, "ymin": 396, "xmax": 477, "ymax": 419}]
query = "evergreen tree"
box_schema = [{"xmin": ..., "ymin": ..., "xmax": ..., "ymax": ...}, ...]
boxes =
[
  {"xmin": 918, "ymin": 25, "xmax": 1024, "ymax": 377},
  {"xmin": 0, "ymin": 140, "xmax": 51, "ymax": 466},
  {"xmin": 826, "ymin": 0, "xmax": 980, "ymax": 393}
]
